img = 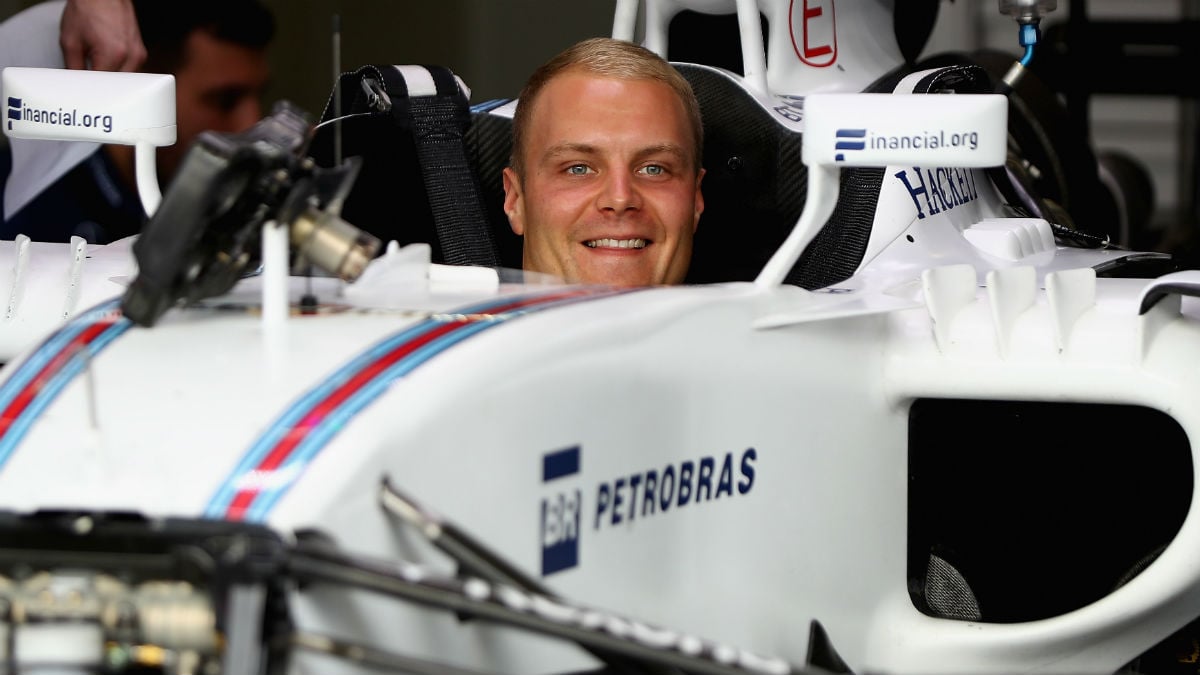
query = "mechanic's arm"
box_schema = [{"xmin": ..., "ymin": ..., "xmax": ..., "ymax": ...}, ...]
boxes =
[{"xmin": 59, "ymin": 0, "xmax": 146, "ymax": 71}]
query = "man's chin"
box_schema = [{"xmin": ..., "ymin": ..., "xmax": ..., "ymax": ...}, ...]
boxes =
[{"xmin": 572, "ymin": 264, "xmax": 659, "ymax": 287}]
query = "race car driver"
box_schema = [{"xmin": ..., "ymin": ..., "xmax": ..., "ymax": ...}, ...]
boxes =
[{"xmin": 502, "ymin": 37, "xmax": 706, "ymax": 286}]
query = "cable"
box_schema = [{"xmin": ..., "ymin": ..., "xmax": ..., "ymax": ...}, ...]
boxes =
[
  {"xmin": 1049, "ymin": 221, "xmax": 1113, "ymax": 249},
  {"xmin": 379, "ymin": 478, "xmax": 682, "ymax": 675},
  {"xmin": 998, "ymin": 0, "xmax": 1056, "ymax": 88},
  {"xmin": 292, "ymin": 632, "xmax": 497, "ymax": 675},
  {"xmin": 287, "ymin": 544, "xmax": 799, "ymax": 675},
  {"xmin": 379, "ymin": 478, "xmax": 549, "ymax": 594},
  {"xmin": 1002, "ymin": 25, "xmax": 1038, "ymax": 87}
]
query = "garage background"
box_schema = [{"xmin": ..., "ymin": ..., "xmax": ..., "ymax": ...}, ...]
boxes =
[{"xmin": 0, "ymin": 0, "xmax": 1195, "ymax": 255}]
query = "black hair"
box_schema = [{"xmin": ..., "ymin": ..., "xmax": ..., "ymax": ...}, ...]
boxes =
[{"xmin": 131, "ymin": 0, "xmax": 276, "ymax": 74}]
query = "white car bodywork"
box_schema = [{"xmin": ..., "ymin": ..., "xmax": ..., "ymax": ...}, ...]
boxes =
[{"xmin": 0, "ymin": 1, "xmax": 1193, "ymax": 674}]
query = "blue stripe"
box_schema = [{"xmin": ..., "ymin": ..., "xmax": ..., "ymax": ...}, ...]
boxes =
[
  {"xmin": 205, "ymin": 294, "xmax": 520, "ymax": 517},
  {"xmin": 0, "ymin": 322, "xmax": 90, "ymax": 412},
  {"xmin": 205, "ymin": 289, "xmax": 597, "ymax": 517},
  {"xmin": 835, "ymin": 141, "xmax": 865, "ymax": 150},
  {"xmin": 470, "ymin": 98, "xmax": 511, "ymax": 114},
  {"xmin": 836, "ymin": 128, "xmax": 866, "ymax": 137},
  {"xmin": 202, "ymin": 318, "xmax": 439, "ymax": 518},
  {"xmin": 244, "ymin": 318, "xmax": 497, "ymax": 521},
  {"xmin": 543, "ymin": 446, "xmax": 580, "ymax": 481},
  {"xmin": 0, "ymin": 318, "xmax": 130, "ymax": 468},
  {"xmin": 0, "ymin": 298, "xmax": 122, "ymax": 414}
]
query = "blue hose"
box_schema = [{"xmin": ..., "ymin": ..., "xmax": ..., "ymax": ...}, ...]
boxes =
[
  {"xmin": 1020, "ymin": 44, "xmax": 1035, "ymax": 67},
  {"xmin": 1017, "ymin": 21, "xmax": 1040, "ymax": 67}
]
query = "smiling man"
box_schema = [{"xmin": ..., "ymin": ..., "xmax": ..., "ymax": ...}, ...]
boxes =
[{"xmin": 503, "ymin": 37, "xmax": 705, "ymax": 286}]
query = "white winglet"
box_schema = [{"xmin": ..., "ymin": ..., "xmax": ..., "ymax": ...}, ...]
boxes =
[
  {"xmin": 922, "ymin": 263, "xmax": 978, "ymax": 352},
  {"xmin": 986, "ymin": 266, "xmax": 1037, "ymax": 358},
  {"xmin": 1045, "ymin": 267, "xmax": 1096, "ymax": 353}
]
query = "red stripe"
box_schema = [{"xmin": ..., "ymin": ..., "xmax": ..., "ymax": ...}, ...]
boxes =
[
  {"xmin": 0, "ymin": 321, "xmax": 115, "ymax": 437},
  {"xmin": 225, "ymin": 289, "xmax": 602, "ymax": 516},
  {"xmin": 225, "ymin": 321, "xmax": 460, "ymax": 515}
]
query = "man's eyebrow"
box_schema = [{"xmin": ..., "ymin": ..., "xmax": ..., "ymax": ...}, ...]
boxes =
[
  {"xmin": 632, "ymin": 143, "xmax": 688, "ymax": 162},
  {"xmin": 543, "ymin": 142, "xmax": 599, "ymax": 160}
]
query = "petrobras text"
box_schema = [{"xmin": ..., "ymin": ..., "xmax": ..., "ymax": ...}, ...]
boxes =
[
  {"xmin": 593, "ymin": 449, "xmax": 757, "ymax": 529},
  {"xmin": 540, "ymin": 447, "xmax": 758, "ymax": 576},
  {"xmin": 7, "ymin": 97, "xmax": 113, "ymax": 134}
]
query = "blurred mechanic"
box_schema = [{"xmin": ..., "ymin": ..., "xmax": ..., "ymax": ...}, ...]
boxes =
[
  {"xmin": 0, "ymin": 0, "xmax": 274, "ymax": 244},
  {"xmin": 503, "ymin": 37, "xmax": 705, "ymax": 286}
]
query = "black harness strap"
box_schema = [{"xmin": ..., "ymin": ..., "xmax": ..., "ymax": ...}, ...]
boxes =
[{"xmin": 372, "ymin": 65, "xmax": 500, "ymax": 268}]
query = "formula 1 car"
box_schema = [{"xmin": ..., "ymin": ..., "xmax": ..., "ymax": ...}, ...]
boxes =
[{"xmin": 0, "ymin": 1, "xmax": 1197, "ymax": 674}]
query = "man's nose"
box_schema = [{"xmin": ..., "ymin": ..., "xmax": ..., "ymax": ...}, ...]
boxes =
[{"xmin": 597, "ymin": 171, "xmax": 642, "ymax": 212}]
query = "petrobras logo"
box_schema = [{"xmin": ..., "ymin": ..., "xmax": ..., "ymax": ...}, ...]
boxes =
[
  {"xmin": 835, "ymin": 127, "xmax": 982, "ymax": 162},
  {"xmin": 6, "ymin": 96, "xmax": 113, "ymax": 133},
  {"xmin": 539, "ymin": 446, "xmax": 758, "ymax": 576},
  {"xmin": 541, "ymin": 446, "xmax": 583, "ymax": 576},
  {"xmin": 791, "ymin": 0, "xmax": 837, "ymax": 68}
]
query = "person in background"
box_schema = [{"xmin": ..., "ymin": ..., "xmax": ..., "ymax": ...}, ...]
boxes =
[
  {"xmin": 502, "ymin": 37, "xmax": 705, "ymax": 286},
  {"xmin": 0, "ymin": 0, "xmax": 274, "ymax": 244}
]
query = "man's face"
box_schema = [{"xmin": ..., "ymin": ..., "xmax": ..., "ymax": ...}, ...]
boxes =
[
  {"xmin": 159, "ymin": 30, "xmax": 270, "ymax": 183},
  {"xmin": 503, "ymin": 72, "xmax": 704, "ymax": 286}
]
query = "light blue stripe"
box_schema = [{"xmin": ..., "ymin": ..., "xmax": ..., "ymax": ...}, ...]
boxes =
[
  {"xmin": 244, "ymin": 319, "xmax": 495, "ymax": 521},
  {"xmin": 470, "ymin": 98, "xmax": 511, "ymax": 114},
  {"xmin": 205, "ymin": 290, "xmax": 569, "ymax": 517},
  {"xmin": 241, "ymin": 289, "xmax": 627, "ymax": 519},
  {"xmin": 203, "ymin": 319, "xmax": 438, "ymax": 518},
  {"xmin": 0, "ymin": 298, "xmax": 120, "ymax": 411},
  {"xmin": 0, "ymin": 318, "xmax": 130, "ymax": 468}
]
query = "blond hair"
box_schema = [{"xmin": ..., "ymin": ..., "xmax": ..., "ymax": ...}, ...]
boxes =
[{"xmin": 510, "ymin": 37, "xmax": 703, "ymax": 177}]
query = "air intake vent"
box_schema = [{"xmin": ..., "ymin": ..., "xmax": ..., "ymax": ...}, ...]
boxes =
[{"xmin": 908, "ymin": 399, "xmax": 1191, "ymax": 623}]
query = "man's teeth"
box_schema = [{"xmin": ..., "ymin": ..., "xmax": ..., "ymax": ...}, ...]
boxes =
[{"xmin": 586, "ymin": 238, "xmax": 646, "ymax": 249}]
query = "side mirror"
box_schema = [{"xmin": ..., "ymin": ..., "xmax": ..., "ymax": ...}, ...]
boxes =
[
  {"xmin": 755, "ymin": 93, "xmax": 1009, "ymax": 288},
  {"xmin": 3, "ymin": 67, "xmax": 176, "ymax": 217}
]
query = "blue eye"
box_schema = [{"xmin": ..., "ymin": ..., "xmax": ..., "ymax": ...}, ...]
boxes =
[
  {"xmin": 567, "ymin": 164, "xmax": 590, "ymax": 175},
  {"xmin": 641, "ymin": 164, "xmax": 665, "ymax": 176}
]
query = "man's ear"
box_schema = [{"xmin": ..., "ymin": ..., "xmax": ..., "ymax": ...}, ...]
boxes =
[
  {"xmin": 502, "ymin": 167, "xmax": 526, "ymax": 236},
  {"xmin": 692, "ymin": 168, "xmax": 706, "ymax": 233}
]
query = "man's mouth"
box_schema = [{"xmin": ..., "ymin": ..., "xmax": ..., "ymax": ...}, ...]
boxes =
[{"xmin": 584, "ymin": 238, "xmax": 647, "ymax": 249}]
